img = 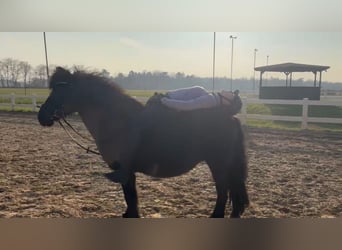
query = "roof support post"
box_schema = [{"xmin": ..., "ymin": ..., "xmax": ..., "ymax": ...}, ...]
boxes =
[
  {"xmin": 319, "ymin": 71, "xmax": 322, "ymax": 88},
  {"xmin": 285, "ymin": 72, "xmax": 290, "ymax": 87},
  {"xmin": 290, "ymin": 72, "xmax": 293, "ymax": 87},
  {"xmin": 313, "ymin": 71, "xmax": 317, "ymax": 87},
  {"xmin": 259, "ymin": 71, "xmax": 264, "ymax": 87}
]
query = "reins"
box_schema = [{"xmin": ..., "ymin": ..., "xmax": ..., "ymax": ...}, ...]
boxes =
[
  {"xmin": 58, "ymin": 118, "xmax": 100, "ymax": 155},
  {"xmin": 61, "ymin": 116, "xmax": 94, "ymax": 143},
  {"xmin": 54, "ymin": 109, "xmax": 100, "ymax": 155}
]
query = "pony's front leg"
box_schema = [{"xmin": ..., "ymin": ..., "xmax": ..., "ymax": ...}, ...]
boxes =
[{"xmin": 121, "ymin": 173, "xmax": 140, "ymax": 218}]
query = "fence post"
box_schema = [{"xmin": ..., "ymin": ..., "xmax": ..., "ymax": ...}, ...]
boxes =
[
  {"xmin": 240, "ymin": 97, "xmax": 247, "ymax": 125},
  {"xmin": 10, "ymin": 93, "xmax": 15, "ymax": 111},
  {"xmin": 301, "ymin": 98, "xmax": 309, "ymax": 129},
  {"xmin": 32, "ymin": 94, "xmax": 37, "ymax": 112}
]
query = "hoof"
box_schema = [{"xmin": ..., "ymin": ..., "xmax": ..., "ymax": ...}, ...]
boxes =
[
  {"xmin": 123, "ymin": 212, "xmax": 140, "ymax": 218},
  {"xmin": 210, "ymin": 213, "xmax": 225, "ymax": 218},
  {"xmin": 230, "ymin": 212, "xmax": 241, "ymax": 218}
]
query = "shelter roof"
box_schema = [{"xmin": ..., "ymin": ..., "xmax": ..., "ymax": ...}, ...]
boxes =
[{"xmin": 255, "ymin": 63, "xmax": 330, "ymax": 73}]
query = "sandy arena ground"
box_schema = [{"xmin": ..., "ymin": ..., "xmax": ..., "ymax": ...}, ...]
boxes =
[{"xmin": 0, "ymin": 112, "xmax": 341, "ymax": 218}]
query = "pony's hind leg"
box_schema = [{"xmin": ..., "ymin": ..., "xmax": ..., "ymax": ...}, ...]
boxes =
[
  {"xmin": 211, "ymin": 179, "xmax": 229, "ymax": 218},
  {"xmin": 121, "ymin": 174, "xmax": 140, "ymax": 218},
  {"xmin": 208, "ymin": 161, "xmax": 229, "ymax": 218},
  {"xmin": 207, "ymin": 141, "xmax": 249, "ymax": 218},
  {"xmin": 208, "ymin": 161, "xmax": 249, "ymax": 218}
]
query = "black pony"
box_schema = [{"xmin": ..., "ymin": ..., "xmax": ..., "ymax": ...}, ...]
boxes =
[{"xmin": 38, "ymin": 67, "xmax": 249, "ymax": 218}]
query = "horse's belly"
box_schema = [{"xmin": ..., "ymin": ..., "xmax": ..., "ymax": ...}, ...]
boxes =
[{"xmin": 137, "ymin": 161, "xmax": 198, "ymax": 178}]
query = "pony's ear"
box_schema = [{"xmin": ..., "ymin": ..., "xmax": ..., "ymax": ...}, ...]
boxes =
[
  {"xmin": 54, "ymin": 67, "xmax": 72, "ymax": 78},
  {"xmin": 49, "ymin": 67, "xmax": 74, "ymax": 88}
]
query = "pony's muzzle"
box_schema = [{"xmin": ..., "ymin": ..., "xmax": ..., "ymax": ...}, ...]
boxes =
[
  {"xmin": 38, "ymin": 102, "xmax": 56, "ymax": 127},
  {"xmin": 38, "ymin": 112, "xmax": 54, "ymax": 126}
]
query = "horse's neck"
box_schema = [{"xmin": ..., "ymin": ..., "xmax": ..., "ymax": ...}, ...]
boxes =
[
  {"xmin": 77, "ymin": 97, "xmax": 141, "ymax": 164},
  {"xmin": 79, "ymin": 102, "xmax": 133, "ymax": 141},
  {"xmin": 78, "ymin": 107, "xmax": 108, "ymax": 141}
]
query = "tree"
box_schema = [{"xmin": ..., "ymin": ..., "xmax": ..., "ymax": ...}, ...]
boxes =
[
  {"xmin": 31, "ymin": 64, "xmax": 47, "ymax": 88},
  {"xmin": 175, "ymin": 72, "xmax": 185, "ymax": 79},
  {"xmin": 0, "ymin": 60, "xmax": 5, "ymax": 87},
  {"xmin": 100, "ymin": 69, "xmax": 111, "ymax": 78},
  {"xmin": 7, "ymin": 58, "xmax": 21, "ymax": 87},
  {"xmin": 116, "ymin": 72, "xmax": 125, "ymax": 78},
  {"xmin": 0, "ymin": 58, "xmax": 11, "ymax": 87},
  {"xmin": 18, "ymin": 61, "xmax": 32, "ymax": 94}
]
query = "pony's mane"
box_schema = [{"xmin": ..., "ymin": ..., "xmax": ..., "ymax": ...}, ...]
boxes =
[
  {"xmin": 50, "ymin": 67, "xmax": 144, "ymax": 113},
  {"xmin": 50, "ymin": 68, "xmax": 123, "ymax": 93},
  {"xmin": 73, "ymin": 70, "xmax": 125, "ymax": 97}
]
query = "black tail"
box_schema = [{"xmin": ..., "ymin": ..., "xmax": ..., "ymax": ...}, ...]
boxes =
[{"xmin": 228, "ymin": 118, "xmax": 249, "ymax": 217}]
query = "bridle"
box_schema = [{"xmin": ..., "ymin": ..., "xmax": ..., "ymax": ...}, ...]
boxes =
[{"xmin": 40, "ymin": 82, "xmax": 101, "ymax": 156}]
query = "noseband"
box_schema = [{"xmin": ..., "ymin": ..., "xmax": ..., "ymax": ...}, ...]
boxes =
[{"xmin": 53, "ymin": 106, "xmax": 65, "ymax": 121}]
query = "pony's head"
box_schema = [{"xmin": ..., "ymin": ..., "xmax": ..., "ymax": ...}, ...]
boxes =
[{"xmin": 38, "ymin": 67, "xmax": 79, "ymax": 126}]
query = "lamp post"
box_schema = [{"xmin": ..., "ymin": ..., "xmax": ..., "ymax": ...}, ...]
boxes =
[
  {"xmin": 229, "ymin": 35, "xmax": 237, "ymax": 91},
  {"xmin": 212, "ymin": 32, "xmax": 216, "ymax": 91},
  {"xmin": 253, "ymin": 48, "xmax": 258, "ymax": 91},
  {"xmin": 43, "ymin": 32, "xmax": 50, "ymax": 87},
  {"xmin": 265, "ymin": 55, "xmax": 269, "ymax": 82}
]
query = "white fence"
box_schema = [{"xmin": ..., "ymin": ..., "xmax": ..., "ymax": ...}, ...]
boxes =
[
  {"xmin": 0, "ymin": 93, "xmax": 47, "ymax": 112},
  {"xmin": 238, "ymin": 98, "xmax": 342, "ymax": 129},
  {"xmin": 1, "ymin": 94, "xmax": 341, "ymax": 129}
]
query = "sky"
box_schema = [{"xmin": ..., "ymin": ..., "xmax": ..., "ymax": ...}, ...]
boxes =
[
  {"xmin": 1, "ymin": 0, "xmax": 342, "ymax": 31},
  {"xmin": 1, "ymin": 32, "xmax": 342, "ymax": 83}
]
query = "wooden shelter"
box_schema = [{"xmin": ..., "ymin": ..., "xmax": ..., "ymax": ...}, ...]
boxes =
[{"xmin": 255, "ymin": 62, "xmax": 330, "ymax": 100}]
